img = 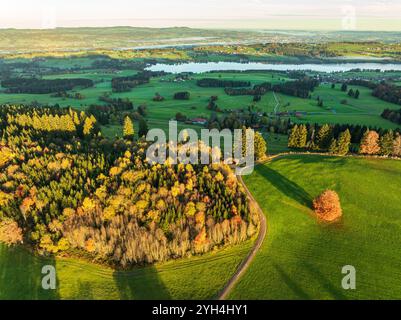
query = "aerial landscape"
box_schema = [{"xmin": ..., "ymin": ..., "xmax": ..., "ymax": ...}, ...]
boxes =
[{"xmin": 0, "ymin": 0, "xmax": 401, "ymax": 305}]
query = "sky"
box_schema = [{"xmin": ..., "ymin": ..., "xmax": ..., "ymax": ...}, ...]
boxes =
[{"xmin": 0, "ymin": 0, "xmax": 400, "ymax": 31}]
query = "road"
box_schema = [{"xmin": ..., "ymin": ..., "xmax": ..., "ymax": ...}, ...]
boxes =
[{"xmin": 217, "ymin": 175, "xmax": 267, "ymax": 300}]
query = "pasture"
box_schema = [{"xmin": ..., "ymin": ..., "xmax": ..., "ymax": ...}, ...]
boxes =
[
  {"xmin": 0, "ymin": 240, "xmax": 252, "ymax": 300},
  {"xmin": 231, "ymin": 155, "xmax": 401, "ymax": 299}
]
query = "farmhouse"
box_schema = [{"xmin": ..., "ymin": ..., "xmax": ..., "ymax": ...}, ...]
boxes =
[{"xmin": 191, "ymin": 117, "xmax": 208, "ymax": 125}]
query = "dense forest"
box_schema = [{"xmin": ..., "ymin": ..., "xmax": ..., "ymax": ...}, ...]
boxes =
[
  {"xmin": 382, "ymin": 108, "xmax": 401, "ymax": 125},
  {"xmin": 111, "ymin": 71, "xmax": 167, "ymax": 92},
  {"xmin": 372, "ymin": 83, "xmax": 401, "ymax": 106},
  {"xmin": 0, "ymin": 105, "xmax": 259, "ymax": 267},
  {"xmin": 197, "ymin": 78, "xmax": 251, "ymax": 88},
  {"xmin": 273, "ymin": 78, "xmax": 319, "ymax": 98},
  {"xmin": 225, "ymin": 82, "xmax": 272, "ymax": 96},
  {"xmin": 1, "ymin": 78, "xmax": 94, "ymax": 94}
]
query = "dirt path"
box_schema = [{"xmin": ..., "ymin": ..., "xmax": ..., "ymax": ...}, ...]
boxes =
[
  {"xmin": 216, "ymin": 152, "xmax": 400, "ymax": 299},
  {"xmin": 217, "ymin": 175, "xmax": 267, "ymax": 300}
]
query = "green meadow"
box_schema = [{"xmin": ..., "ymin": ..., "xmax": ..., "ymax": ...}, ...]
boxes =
[
  {"xmin": 0, "ymin": 240, "xmax": 252, "ymax": 300},
  {"xmin": 1, "ymin": 66, "xmax": 400, "ymax": 135},
  {"xmin": 231, "ymin": 155, "xmax": 401, "ymax": 299}
]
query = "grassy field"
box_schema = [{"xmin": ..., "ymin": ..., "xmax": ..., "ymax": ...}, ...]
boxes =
[
  {"xmin": 0, "ymin": 240, "xmax": 253, "ymax": 300},
  {"xmin": 231, "ymin": 155, "xmax": 401, "ymax": 299},
  {"xmin": 1, "ymin": 67, "xmax": 400, "ymax": 131}
]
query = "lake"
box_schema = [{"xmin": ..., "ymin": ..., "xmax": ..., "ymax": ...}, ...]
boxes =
[{"xmin": 146, "ymin": 62, "xmax": 401, "ymax": 74}]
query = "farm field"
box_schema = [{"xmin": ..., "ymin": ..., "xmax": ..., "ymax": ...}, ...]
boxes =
[
  {"xmin": 1, "ymin": 60, "xmax": 400, "ymax": 135},
  {"xmin": 0, "ymin": 240, "xmax": 253, "ymax": 300},
  {"xmin": 231, "ymin": 155, "xmax": 401, "ymax": 299}
]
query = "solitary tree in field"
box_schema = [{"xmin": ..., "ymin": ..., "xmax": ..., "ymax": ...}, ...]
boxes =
[
  {"xmin": 393, "ymin": 134, "xmax": 401, "ymax": 157},
  {"xmin": 380, "ymin": 131, "xmax": 394, "ymax": 156},
  {"xmin": 337, "ymin": 129, "xmax": 351, "ymax": 156},
  {"xmin": 313, "ymin": 190, "xmax": 343, "ymax": 222},
  {"xmin": 123, "ymin": 116, "xmax": 135, "ymax": 140},
  {"xmin": 359, "ymin": 130, "xmax": 380, "ymax": 155},
  {"xmin": 354, "ymin": 89, "xmax": 360, "ymax": 99},
  {"xmin": 254, "ymin": 132, "xmax": 267, "ymax": 160},
  {"xmin": 348, "ymin": 89, "xmax": 355, "ymax": 97},
  {"xmin": 341, "ymin": 83, "xmax": 348, "ymax": 92}
]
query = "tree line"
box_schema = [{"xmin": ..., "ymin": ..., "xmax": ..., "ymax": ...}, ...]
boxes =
[
  {"xmin": 1, "ymin": 78, "xmax": 94, "ymax": 94},
  {"xmin": 197, "ymin": 78, "xmax": 251, "ymax": 88},
  {"xmin": 381, "ymin": 108, "xmax": 401, "ymax": 125},
  {"xmin": 288, "ymin": 123, "xmax": 401, "ymax": 157}
]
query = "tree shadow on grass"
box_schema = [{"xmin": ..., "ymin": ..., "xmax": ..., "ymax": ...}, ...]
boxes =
[
  {"xmin": 304, "ymin": 262, "xmax": 348, "ymax": 300},
  {"xmin": 0, "ymin": 244, "xmax": 59, "ymax": 300},
  {"xmin": 272, "ymin": 263, "xmax": 311, "ymax": 300},
  {"xmin": 76, "ymin": 280, "xmax": 95, "ymax": 300},
  {"xmin": 113, "ymin": 266, "xmax": 171, "ymax": 300},
  {"xmin": 256, "ymin": 165, "xmax": 312, "ymax": 208}
]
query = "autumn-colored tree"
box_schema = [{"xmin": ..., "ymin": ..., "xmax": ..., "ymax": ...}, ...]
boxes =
[
  {"xmin": 379, "ymin": 131, "xmax": 394, "ymax": 156},
  {"xmin": 288, "ymin": 124, "xmax": 299, "ymax": 148},
  {"xmin": 298, "ymin": 125, "xmax": 308, "ymax": 148},
  {"xmin": 123, "ymin": 116, "xmax": 135, "ymax": 140},
  {"xmin": 328, "ymin": 138, "xmax": 338, "ymax": 154},
  {"xmin": 393, "ymin": 134, "xmax": 401, "ymax": 157},
  {"xmin": 0, "ymin": 220, "xmax": 23, "ymax": 245},
  {"xmin": 313, "ymin": 190, "xmax": 343, "ymax": 222},
  {"xmin": 254, "ymin": 132, "xmax": 267, "ymax": 160},
  {"xmin": 359, "ymin": 130, "xmax": 380, "ymax": 155},
  {"xmin": 288, "ymin": 124, "xmax": 307, "ymax": 148},
  {"xmin": 83, "ymin": 116, "xmax": 95, "ymax": 136},
  {"xmin": 316, "ymin": 124, "xmax": 333, "ymax": 150},
  {"xmin": 337, "ymin": 129, "xmax": 351, "ymax": 156}
]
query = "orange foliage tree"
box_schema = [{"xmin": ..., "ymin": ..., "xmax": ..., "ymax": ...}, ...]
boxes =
[
  {"xmin": 313, "ymin": 190, "xmax": 343, "ymax": 222},
  {"xmin": 359, "ymin": 130, "xmax": 380, "ymax": 155},
  {"xmin": 0, "ymin": 220, "xmax": 23, "ymax": 245}
]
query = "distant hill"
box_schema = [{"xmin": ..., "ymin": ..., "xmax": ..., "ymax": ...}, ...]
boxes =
[{"xmin": 0, "ymin": 27, "xmax": 400, "ymax": 55}]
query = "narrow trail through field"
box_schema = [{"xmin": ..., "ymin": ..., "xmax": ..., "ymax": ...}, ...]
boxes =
[
  {"xmin": 273, "ymin": 91, "xmax": 280, "ymax": 114},
  {"xmin": 217, "ymin": 175, "xmax": 267, "ymax": 300}
]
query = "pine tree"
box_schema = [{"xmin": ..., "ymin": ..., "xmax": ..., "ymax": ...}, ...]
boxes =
[
  {"xmin": 393, "ymin": 134, "xmax": 401, "ymax": 157},
  {"xmin": 138, "ymin": 117, "xmax": 148, "ymax": 138},
  {"xmin": 254, "ymin": 132, "xmax": 267, "ymax": 160},
  {"xmin": 380, "ymin": 131, "xmax": 394, "ymax": 156},
  {"xmin": 348, "ymin": 89, "xmax": 355, "ymax": 97},
  {"xmin": 359, "ymin": 130, "xmax": 380, "ymax": 155},
  {"xmin": 316, "ymin": 124, "xmax": 333, "ymax": 150},
  {"xmin": 83, "ymin": 117, "xmax": 95, "ymax": 136},
  {"xmin": 354, "ymin": 89, "xmax": 360, "ymax": 99},
  {"xmin": 337, "ymin": 129, "xmax": 351, "ymax": 156},
  {"xmin": 297, "ymin": 125, "xmax": 308, "ymax": 148},
  {"xmin": 341, "ymin": 83, "xmax": 348, "ymax": 92},
  {"xmin": 329, "ymin": 138, "xmax": 338, "ymax": 154},
  {"xmin": 288, "ymin": 124, "xmax": 299, "ymax": 148},
  {"xmin": 123, "ymin": 116, "xmax": 135, "ymax": 140}
]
